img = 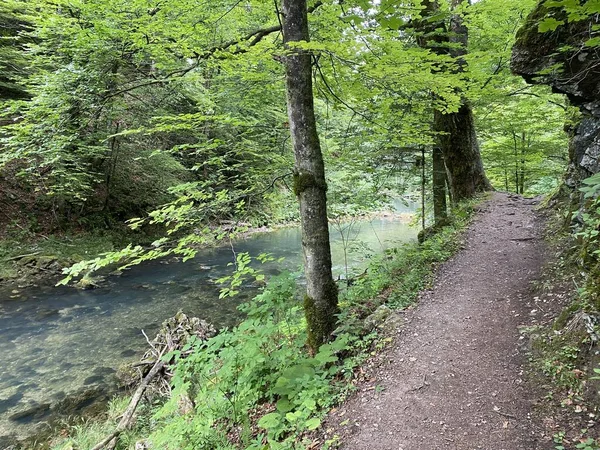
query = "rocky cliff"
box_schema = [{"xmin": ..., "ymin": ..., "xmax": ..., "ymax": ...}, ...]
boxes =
[{"xmin": 511, "ymin": 2, "xmax": 600, "ymax": 190}]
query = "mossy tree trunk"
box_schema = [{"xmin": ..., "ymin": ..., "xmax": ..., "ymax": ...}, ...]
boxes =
[
  {"xmin": 419, "ymin": 0, "xmax": 492, "ymax": 203},
  {"xmin": 282, "ymin": 0, "xmax": 339, "ymax": 352},
  {"xmin": 434, "ymin": 103, "xmax": 491, "ymax": 202}
]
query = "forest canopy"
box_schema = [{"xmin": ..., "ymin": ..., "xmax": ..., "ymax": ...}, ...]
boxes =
[{"xmin": 0, "ymin": 0, "xmax": 567, "ymax": 236}]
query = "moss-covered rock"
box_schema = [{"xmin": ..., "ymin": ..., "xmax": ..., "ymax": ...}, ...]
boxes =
[
  {"xmin": 364, "ymin": 304, "xmax": 393, "ymax": 331},
  {"xmin": 512, "ymin": 1, "xmax": 600, "ymax": 202}
]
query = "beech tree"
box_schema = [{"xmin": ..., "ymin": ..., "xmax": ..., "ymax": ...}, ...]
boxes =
[
  {"xmin": 282, "ymin": 0, "xmax": 339, "ymax": 352},
  {"xmin": 420, "ymin": 0, "xmax": 492, "ymax": 202}
]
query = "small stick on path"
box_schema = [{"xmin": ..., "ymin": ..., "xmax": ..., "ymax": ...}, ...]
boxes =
[{"xmin": 492, "ymin": 409, "xmax": 518, "ymax": 420}]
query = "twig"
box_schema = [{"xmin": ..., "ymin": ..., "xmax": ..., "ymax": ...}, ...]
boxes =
[
  {"xmin": 492, "ymin": 409, "xmax": 517, "ymax": 420},
  {"xmin": 141, "ymin": 329, "xmax": 158, "ymax": 355},
  {"xmin": 4, "ymin": 252, "xmax": 41, "ymax": 262},
  {"xmin": 91, "ymin": 350, "xmax": 166, "ymax": 450}
]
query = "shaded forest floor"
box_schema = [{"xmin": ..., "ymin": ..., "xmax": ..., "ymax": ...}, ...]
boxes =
[{"xmin": 323, "ymin": 192, "xmax": 592, "ymax": 449}]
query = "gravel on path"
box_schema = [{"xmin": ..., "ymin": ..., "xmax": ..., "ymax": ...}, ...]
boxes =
[{"xmin": 327, "ymin": 192, "xmax": 549, "ymax": 450}]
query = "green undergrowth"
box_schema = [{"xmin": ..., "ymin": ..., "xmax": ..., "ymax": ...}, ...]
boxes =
[
  {"xmin": 0, "ymin": 228, "xmax": 147, "ymax": 284},
  {"xmin": 48, "ymin": 200, "xmax": 478, "ymax": 450},
  {"xmin": 523, "ymin": 196, "xmax": 600, "ymax": 450}
]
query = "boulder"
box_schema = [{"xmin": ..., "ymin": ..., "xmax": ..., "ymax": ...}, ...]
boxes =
[
  {"xmin": 364, "ymin": 305, "xmax": 393, "ymax": 331},
  {"xmin": 511, "ymin": 4, "xmax": 600, "ymax": 193}
]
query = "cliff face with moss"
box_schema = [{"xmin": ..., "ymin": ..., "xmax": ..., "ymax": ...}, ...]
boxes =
[{"xmin": 511, "ymin": 2, "xmax": 600, "ymax": 189}]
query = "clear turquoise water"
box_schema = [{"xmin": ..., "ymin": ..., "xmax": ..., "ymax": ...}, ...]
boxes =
[{"xmin": 0, "ymin": 216, "xmax": 416, "ymax": 444}]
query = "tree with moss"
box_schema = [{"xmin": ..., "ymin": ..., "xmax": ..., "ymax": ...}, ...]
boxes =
[{"xmin": 282, "ymin": 0, "xmax": 339, "ymax": 352}]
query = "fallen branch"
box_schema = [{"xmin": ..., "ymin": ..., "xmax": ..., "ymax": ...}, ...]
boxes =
[
  {"xmin": 4, "ymin": 251, "xmax": 41, "ymax": 262},
  {"xmin": 492, "ymin": 409, "xmax": 517, "ymax": 420},
  {"xmin": 91, "ymin": 352, "xmax": 166, "ymax": 450}
]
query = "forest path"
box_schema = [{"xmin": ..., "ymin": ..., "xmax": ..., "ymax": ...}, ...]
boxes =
[{"xmin": 327, "ymin": 192, "xmax": 548, "ymax": 450}]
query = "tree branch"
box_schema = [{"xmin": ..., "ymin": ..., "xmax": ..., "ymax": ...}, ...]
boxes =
[
  {"xmin": 91, "ymin": 352, "xmax": 166, "ymax": 450},
  {"xmin": 99, "ymin": 2, "xmax": 324, "ymax": 101},
  {"xmin": 507, "ymin": 91, "xmax": 567, "ymax": 110},
  {"xmin": 199, "ymin": 1, "xmax": 323, "ymax": 58}
]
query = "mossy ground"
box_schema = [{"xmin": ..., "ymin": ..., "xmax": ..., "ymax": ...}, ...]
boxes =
[{"xmin": 0, "ymin": 229, "xmax": 147, "ymax": 286}]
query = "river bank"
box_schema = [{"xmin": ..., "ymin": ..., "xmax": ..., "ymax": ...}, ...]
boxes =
[
  {"xmin": 39, "ymin": 199, "xmax": 476, "ymax": 450},
  {"xmin": 0, "ymin": 213, "xmax": 416, "ymax": 448},
  {"xmin": 0, "ymin": 210, "xmax": 415, "ymax": 292}
]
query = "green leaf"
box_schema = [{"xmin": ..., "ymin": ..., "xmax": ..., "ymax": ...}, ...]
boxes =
[
  {"xmin": 305, "ymin": 417, "xmax": 321, "ymax": 430},
  {"xmin": 538, "ymin": 18, "xmax": 564, "ymax": 32},
  {"xmin": 258, "ymin": 412, "xmax": 281, "ymax": 430},
  {"xmin": 276, "ymin": 398, "xmax": 294, "ymax": 413},
  {"xmin": 585, "ymin": 36, "xmax": 600, "ymax": 47}
]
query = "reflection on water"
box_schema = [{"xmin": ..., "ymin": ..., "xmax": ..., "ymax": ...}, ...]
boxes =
[{"xmin": 0, "ymin": 216, "xmax": 416, "ymax": 444}]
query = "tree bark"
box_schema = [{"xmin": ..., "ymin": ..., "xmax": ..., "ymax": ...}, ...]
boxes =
[
  {"xmin": 432, "ymin": 146, "xmax": 448, "ymax": 226},
  {"xmin": 282, "ymin": 0, "xmax": 339, "ymax": 352},
  {"xmin": 419, "ymin": 0, "xmax": 492, "ymax": 203},
  {"xmin": 520, "ymin": 132, "xmax": 526, "ymax": 194},
  {"xmin": 434, "ymin": 103, "xmax": 491, "ymax": 201}
]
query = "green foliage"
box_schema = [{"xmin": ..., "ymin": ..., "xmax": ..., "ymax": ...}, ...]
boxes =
[
  {"xmin": 216, "ymin": 252, "xmax": 277, "ymax": 299},
  {"xmin": 554, "ymin": 432, "xmax": 600, "ymax": 450},
  {"xmin": 144, "ymin": 200, "xmax": 474, "ymax": 449},
  {"xmin": 477, "ymin": 89, "xmax": 569, "ymax": 195},
  {"xmin": 537, "ymin": 0, "xmax": 600, "ymax": 44},
  {"xmin": 0, "ymin": 1, "xmax": 31, "ymax": 100},
  {"xmin": 147, "ymin": 271, "xmax": 344, "ymax": 449},
  {"xmin": 465, "ymin": 0, "xmax": 569, "ymax": 195},
  {"xmin": 573, "ymin": 174, "xmax": 600, "ymax": 304},
  {"xmin": 51, "ymin": 198, "xmax": 476, "ymax": 449},
  {"xmin": 541, "ymin": 344, "xmax": 582, "ymax": 389}
]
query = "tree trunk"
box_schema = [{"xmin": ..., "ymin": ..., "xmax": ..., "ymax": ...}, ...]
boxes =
[
  {"xmin": 503, "ymin": 153, "xmax": 509, "ymax": 191},
  {"xmin": 520, "ymin": 132, "xmax": 526, "ymax": 194},
  {"xmin": 432, "ymin": 146, "xmax": 448, "ymax": 226},
  {"xmin": 420, "ymin": 0, "xmax": 492, "ymax": 203},
  {"xmin": 512, "ymin": 131, "xmax": 519, "ymax": 193},
  {"xmin": 434, "ymin": 104, "xmax": 492, "ymax": 202},
  {"xmin": 282, "ymin": 0, "xmax": 339, "ymax": 352}
]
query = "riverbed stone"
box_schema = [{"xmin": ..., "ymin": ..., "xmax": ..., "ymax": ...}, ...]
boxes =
[
  {"xmin": 74, "ymin": 276, "xmax": 103, "ymax": 290},
  {"xmin": 35, "ymin": 308, "xmax": 60, "ymax": 320},
  {"xmin": 35, "ymin": 256, "xmax": 58, "ymax": 269},
  {"xmin": 0, "ymin": 391, "xmax": 23, "ymax": 412},
  {"xmin": 83, "ymin": 375, "xmax": 104, "ymax": 386},
  {"xmin": 53, "ymin": 388, "xmax": 106, "ymax": 415},
  {"xmin": 92, "ymin": 366, "xmax": 116, "ymax": 376},
  {"xmin": 9, "ymin": 402, "xmax": 51, "ymax": 423}
]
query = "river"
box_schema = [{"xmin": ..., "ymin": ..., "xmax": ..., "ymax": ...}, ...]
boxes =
[{"xmin": 0, "ymin": 214, "xmax": 416, "ymax": 446}]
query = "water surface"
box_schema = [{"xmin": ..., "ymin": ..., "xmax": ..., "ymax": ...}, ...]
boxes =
[{"xmin": 0, "ymin": 216, "xmax": 416, "ymax": 445}]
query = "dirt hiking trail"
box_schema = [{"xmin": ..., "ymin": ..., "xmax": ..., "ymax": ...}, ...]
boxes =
[{"xmin": 328, "ymin": 192, "xmax": 549, "ymax": 450}]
